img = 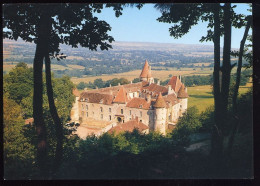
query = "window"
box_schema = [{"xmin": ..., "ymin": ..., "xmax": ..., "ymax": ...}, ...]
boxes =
[
  {"xmin": 100, "ymin": 107, "xmax": 103, "ymax": 112},
  {"xmin": 130, "ymin": 110, "xmax": 132, "ymax": 115},
  {"xmin": 85, "ymin": 98, "xmax": 88, "ymax": 102},
  {"xmin": 86, "ymin": 112, "xmax": 88, "ymax": 117},
  {"xmin": 140, "ymin": 120, "xmax": 142, "ymax": 122},
  {"xmin": 121, "ymin": 109, "xmax": 123, "ymax": 114},
  {"xmin": 109, "ymin": 108, "xmax": 111, "ymax": 113},
  {"xmin": 80, "ymin": 98, "xmax": 83, "ymax": 101},
  {"xmin": 109, "ymin": 115, "xmax": 111, "ymax": 121},
  {"xmin": 139, "ymin": 105, "xmax": 142, "ymax": 108},
  {"xmin": 101, "ymin": 114, "xmax": 103, "ymax": 119},
  {"xmin": 140, "ymin": 111, "xmax": 142, "ymax": 117},
  {"xmin": 86, "ymin": 105, "xmax": 88, "ymax": 110},
  {"xmin": 92, "ymin": 112, "xmax": 94, "ymax": 116}
]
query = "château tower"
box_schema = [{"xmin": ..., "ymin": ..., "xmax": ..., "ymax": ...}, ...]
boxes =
[
  {"xmin": 139, "ymin": 60, "xmax": 154, "ymax": 83},
  {"xmin": 153, "ymin": 92, "xmax": 167, "ymax": 135}
]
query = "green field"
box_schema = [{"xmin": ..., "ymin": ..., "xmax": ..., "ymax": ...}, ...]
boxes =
[{"xmin": 188, "ymin": 81, "xmax": 252, "ymax": 113}]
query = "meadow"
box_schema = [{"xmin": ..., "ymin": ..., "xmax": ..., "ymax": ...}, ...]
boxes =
[{"xmin": 188, "ymin": 81, "xmax": 252, "ymax": 113}]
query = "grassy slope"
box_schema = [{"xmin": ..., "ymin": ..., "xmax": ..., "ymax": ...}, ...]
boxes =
[{"xmin": 188, "ymin": 81, "xmax": 252, "ymax": 113}]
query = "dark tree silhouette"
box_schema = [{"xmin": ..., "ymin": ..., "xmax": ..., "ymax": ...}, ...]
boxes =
[
  {"xmin": 155, "ymin": 3, "xmax": 249, "ymax": 158},
  {"xmin": 228, "ymin": 15, "xmax": 252, "ymax": 154},
  {"xmin": 3, "ymin": 3, "xmax": 142, "ymax": 178}
]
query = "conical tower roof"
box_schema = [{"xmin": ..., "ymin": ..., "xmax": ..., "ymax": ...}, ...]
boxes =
[
  {"xmin": 113, "ymin": 86, "xmax": 129, "ymax": 103},
  {"xmin": 153, "ymin": 92, "xmax": 167, "ymax": 108},
  {"xmin": 140, "ymin": 60, "xmax": 151, "ymax": 78},
  {"xmin": 177, "ymin": 84, "xmax": 189, "ymax": 98}
]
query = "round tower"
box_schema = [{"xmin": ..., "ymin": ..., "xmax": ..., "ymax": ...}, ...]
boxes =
[
  {"xmin": 177, "ymin": 84, "xmax": 189, "ymax": 114},
  {"xmin": 153, "ymin": 92, "xmax": 167, "ymax": 135}
]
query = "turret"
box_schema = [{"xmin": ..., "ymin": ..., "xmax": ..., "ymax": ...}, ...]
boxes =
[
  {"xmin": 177, "ymin": 84, "xmax": 189, "ymax": 115},
  {"xmin": 140, "ymin": 60, "xmax": 153, "ymax": 82},
  {"xmin": 153, "ymin": 92, "xmax": 167, "ymax": 135}
]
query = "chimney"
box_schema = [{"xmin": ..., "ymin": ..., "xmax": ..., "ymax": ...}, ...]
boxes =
[
  {"xmin": 146, "ymin": 94, "xmax": 151, "ymax": 102},
  {"xmin": 157, "ymin": 80, "xmax": 160, "ymax": 85},
  {"xmin": 149, "ymin": 78, "xmax": 152, "ymax": 85},
  {"xmin": 168, "ymin": 85, "xmax": 172, "ymax": 95},
  {"xmin": 84, "ymin": 88, "xmax": 88, "ymax": 91},
  {"xmin": 185, "ymin": 87, "xmax": 188, "ymax": 93},
  {"xmin": 96, "ymin": 86, "xmax": 98, "ymax": 89},
  {"xmin": 109, "ymin": 90, "xmax": 113, "ymax": 95},
  {"xmin": 130, "ymin": 81, "xmax": 132, "ymax": 84},
  {"xmin": 118, "ymin": 83, "xmax": 120, "ymax": 86},
  {"xmin": 179, "ymin": 75, "xmax": 182, "ymax": 82},
  {"xmin": 109, "ymin": 84, "xmax": 112, "ymax": 87}
]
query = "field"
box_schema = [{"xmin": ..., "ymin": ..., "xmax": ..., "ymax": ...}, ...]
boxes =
[
  {"xmin": 71, "ymin": 67, "xmax": 213, "ymax": 84},
  {"xmin": 3, "ymin": 62, "xmax": 85, "ymax": 73},
  {"xmin": 188, "ymin": 81, "xmax": 252, "ymax": 113}
]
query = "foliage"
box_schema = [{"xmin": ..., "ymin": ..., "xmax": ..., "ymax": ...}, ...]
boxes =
[
  {"xmin": 4, "ymin": 63, "xmax": 75, "ymax": 121},
  {"xmin": 3, "ymin": 63, "xmax": 75, "ymax": 178},
  {"xmin": 77, "ymin": 77, "xmax": 130, "ymax": 90},
  {"xmin": 3, "ymin": 97, "xmax": 36, "ymax": 179},
  {"xmin": 171, "ymin": 106, "xmax": 201, "ymax": 146},
  {"xmin": 3, "ymin": 63, "xmax": 33, "ymax": 105},
  {"xmin": 132, "ymin": 78, "xmax": 140, "ymax": 83}
]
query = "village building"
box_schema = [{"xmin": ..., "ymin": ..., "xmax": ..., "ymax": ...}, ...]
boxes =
[{"xmin": 71, "ymin": 60, "xmax": 188, "ymax": 135}]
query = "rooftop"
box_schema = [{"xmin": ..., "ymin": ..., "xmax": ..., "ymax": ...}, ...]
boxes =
[{"xmin": 108, "ymin": 118, "xmax": 148, "ymax": 134}]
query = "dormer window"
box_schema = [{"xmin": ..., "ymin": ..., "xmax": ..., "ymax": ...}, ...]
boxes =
[
  {"xmin": 85, "ymin": 98, "xmax": 88, "ymax": 102},
  {"xmin": 139, "ymin": 104, "xmax": 143, "ymax": 108},
  {"xmin": 80, "ymin": 98, "xmax": 83, "ymax": 102}
]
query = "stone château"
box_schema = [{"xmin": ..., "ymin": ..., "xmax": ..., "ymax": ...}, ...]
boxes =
[{"xmin": 71, "ymin": 60, "xmax": 188, "ymax": 135}]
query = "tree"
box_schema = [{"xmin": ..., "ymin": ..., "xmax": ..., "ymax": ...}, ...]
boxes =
[
  {"xmin": 171, "ymin": 106, "xmax": 201, "ymax": 146},
  {"xmin": 155, "ymin": 3, "xmax": 249, "ymax": 158},
  {"xmin": 3, "ymin": 97, "xmax": 36, "ymax": 179},
  {"xmin": 3, "ymin": 3, "xmax": 142, "ymax": 177},
  {"xmin": 227, "ymin": 15, "xmax": 252, "ymax": 154}
]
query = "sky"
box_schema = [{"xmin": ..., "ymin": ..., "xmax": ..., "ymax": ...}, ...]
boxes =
[{"xmin": 95, "ymin": 3, "xmax": 252, "ymax": 49}]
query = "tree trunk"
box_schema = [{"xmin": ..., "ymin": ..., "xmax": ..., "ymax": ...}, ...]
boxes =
[
  {"xmin": 221, "ymin": 3, "xmax": 232, "ymax": 123},
  {"xmin": 33, "ymin": 13, "xmax": 50, "ymax": 179},
  {"xmin": 227, "ymin": 16, "xmax": 252, "ymax": 155},
  {"xmin": 45, "ymin": 55, "xmax": 63, "ymax": 178},
  {"xmin": 211, "ymin": 3, "xmax": 224, "ymax": 158}
]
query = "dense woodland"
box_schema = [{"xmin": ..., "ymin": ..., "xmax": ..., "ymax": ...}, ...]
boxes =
[{"xmin": 3, "ymin": 3, "xmax": 254, "ymax": 180}]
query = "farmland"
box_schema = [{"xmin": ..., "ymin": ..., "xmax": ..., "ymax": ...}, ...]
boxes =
[
  {"xmin": 70, "ymin": 67, "xmax": 213, "ymax": 84},
  {"xmin": 188, "ymin": 81, "xmax": 252, "ymax": 113}
]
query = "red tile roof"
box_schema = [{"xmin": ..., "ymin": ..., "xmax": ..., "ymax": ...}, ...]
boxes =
[
  {"xmin": 73, "ymin": 88, "xmax": 80, "ymax": 97},
  {"xmin": 88, "ymin": 82, "xmax": 144, "ymax": 96},
  {"xmin": 113, "ymin": 86, "xmax": 129, "ymax": 104},
  {"xmin": 164, "ymin": 93, "xmax": 179, "ymax": 106},
  {"xmin": 154, "ymin": 92, "xmax": 167, "ymax": 108},
  {"xmin": 25, "ymin": 118, "xmax": 34, "ymax": 125},
  {"xmin": 142, "ymin": 83, "xmax": 168, "ymax": 96},
  {"xmin": 126, "ymin": 97, "xmax": 154, "ymax": 110},
  {"xmin": 140, "ymin": 60, "xmax": 151, "ymax": 78},
  {"xmin": 167, "ymin": 76, "xmax": 183, "ymax": 92},
  {"xmin": 108, "ymin": 118, "xmax": 149, "ymax": 134},
  {"xmin": 177, "ymin": 85, "xmax": 189, "ymax": 98},
  {"xmin": 80, "ymin": 92, "xmax": 113, "ymax": 105}
]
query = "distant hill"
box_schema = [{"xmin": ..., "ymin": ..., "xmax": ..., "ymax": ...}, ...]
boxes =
[
  {"xmin": 3, "ymin": 38, "xmax": 221, "ymax": 53},
  {"xmin": 4, "ymin": 39, "xmax": 237, "ymax": 78}
]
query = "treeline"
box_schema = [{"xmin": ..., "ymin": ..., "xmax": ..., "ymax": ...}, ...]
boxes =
[
  {"xmin": 3, "ymin": 63, "xmax": 75, "ymax": 179},
  {"xmin": 77, "ymin": 78, "xmax": 132, "ymax": 90},
  {"xmin": 162, "ymin": 69, "xmax": 251, "ymax": 87}
]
